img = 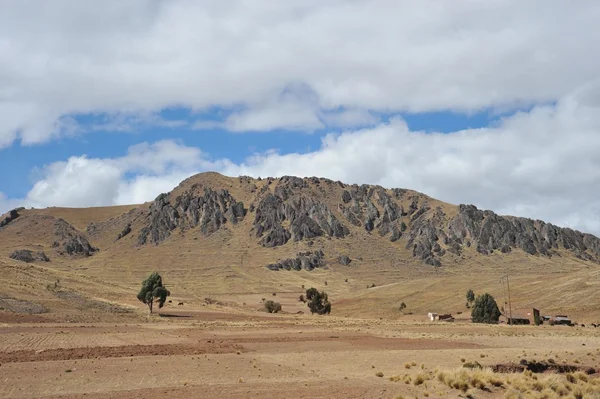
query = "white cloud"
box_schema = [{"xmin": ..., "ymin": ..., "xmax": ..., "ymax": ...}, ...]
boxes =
[
  {"xmin": 5, "ymin": 140, "xmax": 228, "ymax": 209},
  {"xmin": 4, "ymin": 90, "xmax": 600, "ymax": 236},
  {"xmin": 223, "ymin": 97, "xmax": 324, "ymax": 132},
  {"xmin": 2, "ymin": 1, "xmax": 600, "ymax": 145}
]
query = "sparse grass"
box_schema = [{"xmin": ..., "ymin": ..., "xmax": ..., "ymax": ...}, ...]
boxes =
[
  {"xmin": 434, "ymin": 367, "xmax": 600, "ymax": 398},
  {"xmin": 413, "ymin": 373, "xmax": 427, "ymax": 386}
]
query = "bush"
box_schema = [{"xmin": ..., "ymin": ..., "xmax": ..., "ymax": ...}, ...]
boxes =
[
  {"xmin": 305, "ymin": 288, "xmax": 331, "ymax": 315},
  {"xmin": 471, "ymin": 293, "xmax": 501, "ymax": 324},
  {"xmin": 264, "ymin": 300, "xmax": 282, "ymax": 313},
  {"xmin": 466, "ymin": 289, "xmax": 475, "ymax": 304},
  {"xmin": 299, "ymin": 294, "xmax": 305, "ymax": 302},
  {"xmin": 399, "ymin": 302, "xmax": 407, "ymax": 311}
]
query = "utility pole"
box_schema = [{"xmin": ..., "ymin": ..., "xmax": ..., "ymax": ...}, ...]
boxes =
[
  {"xmin": 501, "ymin": 273, "xmax": 514, "ymax": 325},
  {"xmin": 506, "ymin": 274, "xmax": 513, "ymax": 325},
  {"xmin": 500, "ymin": 276, "xmax": 507, "ymax": 317}
]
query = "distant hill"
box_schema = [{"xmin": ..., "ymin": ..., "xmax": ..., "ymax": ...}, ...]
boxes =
[{"xmin": 2, "ymin": 172, "xmax": 600, "ymax": 322}]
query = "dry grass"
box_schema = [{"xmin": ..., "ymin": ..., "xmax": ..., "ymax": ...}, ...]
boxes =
[
  {"xmin": 432, "ymin": 367, "xmax": 600, "ymax": 398},
  {"xmin": 3, "ymin": 172, "xmax": 600, "ymax": 322}
]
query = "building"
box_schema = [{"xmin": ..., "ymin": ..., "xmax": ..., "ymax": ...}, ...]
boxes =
[{"xmin": 501, "ymin": 308, "xmax": 542, "ymax": 325}]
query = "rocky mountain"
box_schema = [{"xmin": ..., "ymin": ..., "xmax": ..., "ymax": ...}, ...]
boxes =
[
  {"xmin": 2, "ymin": 172, "xmax": 600, "ymax": 272},
  {"xmin": 115, "ymin": 173, "xmax": 600, "ymax": 269}
]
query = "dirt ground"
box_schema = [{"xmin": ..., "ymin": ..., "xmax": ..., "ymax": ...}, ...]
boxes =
[{"xmin": 1, "ymin": 308, "xmax": 600, "ymax": 399}]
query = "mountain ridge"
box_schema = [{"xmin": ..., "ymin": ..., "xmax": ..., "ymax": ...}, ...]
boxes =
[{"xmin": 2, "ymin": 172, "xmax": 600, "ymax": 321}]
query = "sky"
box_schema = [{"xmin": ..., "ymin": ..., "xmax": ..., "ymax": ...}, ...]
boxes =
[{"xmin": 1, "ymin": 1, "xmax": 600, "ymax": 235}]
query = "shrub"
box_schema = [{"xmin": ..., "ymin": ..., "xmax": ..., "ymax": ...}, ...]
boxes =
[
  {"xmin": 305, "ymin": 288, "xmax": 331, "ymax": 315},
  {"xmin": 264, "ymin": 300, "xmax": 282, "ymax": 313},
  {"xmin": 466, "ymin": 289, "xmax": 475, "ymax": 304},
  {"xmin": 399, "ymin": 302, "xmax": 407, "ymax": 311},
  {"xmin": 299, "ymin": 294, "xmax": 305, "ymax": 302},
  {"xmin": 471, "ymin": 293, "xmax": 501, "ymax": 324}
]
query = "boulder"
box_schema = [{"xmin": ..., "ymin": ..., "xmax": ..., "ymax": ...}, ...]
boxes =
[
  {"xmin": 338, "ymin": 255, "xmax": 352, "ymax": 265},
  {"xmin": 116, "ymin": 223, "xmax": 131, "ymax": 241},
  {"xmin": 9, "ymin": 249, "xmax": 49, "ymax": 263},
  {"xmin": 54, "ymin": 219, "xmax": 98, "ymax": 256},
  {"xmin": 0, "ymin": 209, "xmax": 19, "ymax": 228},
  {"xmin": 266, "ymin": 250, "xmax": 326, "ymax": 271}
]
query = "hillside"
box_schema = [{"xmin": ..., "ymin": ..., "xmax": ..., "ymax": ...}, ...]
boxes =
[{"xmin": 2, "ymin": 172, "xmax": 600, "ymax": 322}]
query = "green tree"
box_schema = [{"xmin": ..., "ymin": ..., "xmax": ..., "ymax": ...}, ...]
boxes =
[
  {"xmin": 471, "ymin": 293, "xmax": 501, "ymax": 324},
  {"xmin": 306, "ymin": 288, "xmax": 331, "ymax": 315},
  {"xmin": 466, "ymin": 289, "xmax": 475, "ymax": 304},
  {"xmin": 137, "ymin": 272, "xmax": 170, "ymax": 314}
]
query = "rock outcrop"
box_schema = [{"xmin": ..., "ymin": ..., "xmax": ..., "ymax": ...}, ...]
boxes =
[
  {"xmin": 252, "ymin": 178, "xmax": 348, "ymax": 247},
  {"xmin": 54, "ymin": 219, "xmax": 98, "ymax": 256},
  {"xmin": 338, "ymin": 255, "xmax": 352, "ymax": 265},
  {"xmin": 116, "ymin": 223, "xmax": 131, "ymax": 241},
  {"xmin": 339, "ymin": 185, "xmax": 407, "ymax": 242},
  {"xmin": 447, "ymin": 204, "xmax": 600, "ymax": 262},
  {"xmin": 138, "ymin": 186, "xmax": 246, "ymax": 245},
  {"xmin": 405, "ymin": 206, "xmax": 446, "ymax": 267},
  {"xmin": 266, "ymin": 250, "xmax": 326, "ymax": 271},
  {"xmin": 9, "ymin": 249, "xmax": 50, "ymax": 263},
  {"xmin": 0, "ymin": 209, "xmax": 20, "ymax": 228}
]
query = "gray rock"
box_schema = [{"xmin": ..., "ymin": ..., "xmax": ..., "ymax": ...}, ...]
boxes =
[
  {"xmin": 54, "ymin": 219, "xmax": 98, "ymax": 256},
  {"xmin": 447, "ymin": 204, "xmax": 600, "ymax": 262},
  {"xmin": 390, "ymin": 228, "xmax": 402, "ymax": 242},
  {"xmin": 266, "ymin": 250, "xmax": 325, "ymax": 271},
  {"xmin": 116, "ymin": 223, "xmax": 131, "ymax": 241},
  {"xmin": 0, "ymin": 209, "xmax": 19, "ymax": 228},
  {"xmin": 338, "ymin": 255, "xmax": 352, "ymax": 265},
  {"xmin": 341, "ymin": 190, "xmax": 352, "ymax": 203},
  {"xmin": 253, "ymin": 181, "xmax": 348, "ymax": 247},
  {"xmin": 138, "ymin": 187, "xmax": 246, "ymax": 245},
  {"xmin": 9, "ymin": 249, "xmax": 49, "ymax": 263}
]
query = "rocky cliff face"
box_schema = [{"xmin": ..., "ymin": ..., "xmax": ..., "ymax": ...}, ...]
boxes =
[
  {"xmin": 447, "ymin": 204, "xmax": 600, "ymax": 262},
  {"xmin": 138, "ymin": 185, "xmax": 246, "ymax": 245},
  {"xmin": 339, "ymin": 185, "xmax": 408, "ymax": 242},
  {"xmin": 54, "ymin": 219, "xmax": 98, "ymax": 256},
  {"xmin": 252, "ymin": 176, "xmax": 349, "ymax": 247}
]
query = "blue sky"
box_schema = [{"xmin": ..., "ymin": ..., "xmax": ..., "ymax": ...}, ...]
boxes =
[
  {"xmin": 1, "ymin": 1, "xmax": 600, "ymax": 235},
  {"xmin": 0, "ymin": 109, "xmax": 497, "ymax": 200}
]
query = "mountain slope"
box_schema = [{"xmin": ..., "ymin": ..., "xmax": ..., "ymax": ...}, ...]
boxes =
[{"xmin": 1, "ymin": 172, "xmax": 599, "ymax": 321}]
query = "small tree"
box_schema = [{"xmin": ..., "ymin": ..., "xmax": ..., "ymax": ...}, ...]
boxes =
[
  {"xmin": 466, "ymin": 289, "xmax": 475, "ymax": 304},
  {"xmin": 306, "ymin": 288, "xmax": 331, "ymax": 315},
  {"xmin": 471, "ymin": 293, "xmax": 501, "ymax": 324},
  {"xmin": 264, "ymin": 300, "xmax": 282, "ymax": 313},
  {"xmin": 399, "ymin": 302, "xmax": 407, "ymax": 311},
  {"xmin": 137, "ymin": 272, "xmax": 170, "ymax": 314}
]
